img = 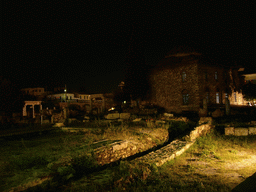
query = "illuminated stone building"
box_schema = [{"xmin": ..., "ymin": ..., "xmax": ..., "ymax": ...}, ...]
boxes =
[{"xmin": 148, "ymin": 49, "xmax": 246, "ymax": 114}]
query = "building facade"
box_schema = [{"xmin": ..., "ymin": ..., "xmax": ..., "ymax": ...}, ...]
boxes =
[{"xmin": 148, "ymin": 51, "xmax": 246, "ymax": 114}]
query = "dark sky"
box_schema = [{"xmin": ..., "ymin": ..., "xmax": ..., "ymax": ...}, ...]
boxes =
[{"xmin": 3, "ymin": 1, "xmax": 254, "ymax": 93}]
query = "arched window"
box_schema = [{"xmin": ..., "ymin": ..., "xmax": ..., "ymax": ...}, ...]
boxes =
[
  {"xmin": 215, "ymin": 71, "xmax": 218, "ymax": 80},
  {"xmin": 216, "ymin": 88, "xmax": 220, "ymax": 104},
  {"xmin": 182, "ymin": 71, "xmax": 186, "ymax": 82},
  {"xmin": 182, "ymin": 89, "xmax": 189, "ymax": 105},
  {"xmin": 205, "ymin": 87, "xmax": 210, "ymax": 103}
]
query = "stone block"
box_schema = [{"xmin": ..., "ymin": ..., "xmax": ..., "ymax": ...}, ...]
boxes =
[
  {"xmin": 155, "ymin": 120, "xmax": 166, "ymax": 124},
  {"xmin": 53, "ymin": 123, "xmax": 64, "ymax": 127},
  {"xmin": 84, "ymin": 116, "xmax": 90, "ymax": 120},
  {"xmin": 234, "ymin": 128, "xmax": 248, "ymax": 136},
  {"xmin": 120, "ymin": 113, "xmax": 130, "ymax": 119},
  {"xmin": 164, "ymin": 113, "xmax": 174, "ymax": 117},
  {"xmin": 225, "ymin": 127, "xmax": 235, "ymax": 135},
  {"xmin": 105, "ymin": 113, "xmax": 120, "ymax": 119},
  {"xmin": 249, "ymin": 127, "xmax": 256, "ymax": 135},
  {"xmin": 133, "ymin": 118, "xmax": 142, "ymax": 122},
  {"xmin": 112, "ymin": 141, "xmax": 128, "ymax": 152}
]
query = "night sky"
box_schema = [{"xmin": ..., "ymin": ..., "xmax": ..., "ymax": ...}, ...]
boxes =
[{"xmin": 3, "ymin": 1, "xmax": 254, "ymax": 93}]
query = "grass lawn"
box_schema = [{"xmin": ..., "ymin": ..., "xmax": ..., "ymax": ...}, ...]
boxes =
[
  {"xmin": 1, "ymin": 121, "xmax": 255, "ymax": 192},
  {"xmin": 63, "ymin": 130, "xmax": 256, "ymax": 192},
  {"xmin": 0, "ymin": 128, "xmax": 121, "ymax": 192}
]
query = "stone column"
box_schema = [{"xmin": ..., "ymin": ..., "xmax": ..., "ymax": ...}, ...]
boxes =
[{"xmin": 23, "ymin": 104, "xmax": 27, "ymax": 116}]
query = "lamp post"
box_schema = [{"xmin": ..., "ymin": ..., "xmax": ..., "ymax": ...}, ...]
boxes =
[{"xmin": 64, "ymin": 84, "xmax": 67, "ymax": 119}]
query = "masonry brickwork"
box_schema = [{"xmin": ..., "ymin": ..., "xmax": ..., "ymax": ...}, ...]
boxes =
[{"xmin": 148, "ymin": 52, "xmax": 245, "ymax": 114}]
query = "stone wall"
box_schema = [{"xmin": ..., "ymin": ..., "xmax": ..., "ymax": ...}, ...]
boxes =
[
  {"xmin": 225, "ymin": 127, "xmax": 256, "ymax": 136},
  {"xmin": 93, "ymin": 129, "xmax": 169, "ymax": 166},
  {"xmin": 93, "ymin": 119, "xmax": 213, "ymax": 166},
  {"xmin": 148, "ymin": 53, "xmax": 246, "ymax": 114},
  {"xmin": 135, "ymin": 122, "xmax": 213, "ymax": 166}
]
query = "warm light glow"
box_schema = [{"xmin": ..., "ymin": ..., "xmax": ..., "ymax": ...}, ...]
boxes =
[
  {"xmin": 124, "ymin": 101, "xmax": 126, "ymax": 104},
  {"xmin": 108, "ymin": 107, "xmax": 115, "ymax": 111}
]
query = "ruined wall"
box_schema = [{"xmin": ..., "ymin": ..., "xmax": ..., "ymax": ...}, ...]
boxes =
[{"xmin": 93, "ymin": 129, "xmax": 169, "ymax": 165}]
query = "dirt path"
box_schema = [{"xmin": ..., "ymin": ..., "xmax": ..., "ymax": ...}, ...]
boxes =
[{"xmin": 184, "ymin": 151, "xmax": 256, "ymax": 189}]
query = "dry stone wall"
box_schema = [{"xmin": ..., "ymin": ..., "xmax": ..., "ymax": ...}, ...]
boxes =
[
  {"xmin": 93, "ymin": 129, "xmax": 169, "ymax": 166},
  {"xmin": 225, "ymin": 127, "xmax": 256, "ymax": 136},
  {"xmin": 93, "ymin": 119, "xmax": 213, "ymax": 167},
  {"xmin": 135, "ymin": 123, "xmax": 213, "ymax": 166}
]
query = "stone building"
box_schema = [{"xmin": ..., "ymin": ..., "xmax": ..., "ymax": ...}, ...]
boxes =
[{"xmin": 148, "ymin": 49, "xmax": 246, "ymax": 114}]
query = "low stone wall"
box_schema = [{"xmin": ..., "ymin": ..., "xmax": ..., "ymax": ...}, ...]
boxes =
[
  {"xmin": 93, "ymin": 121, "xmax": 213, "ymax": 167},
  {"xmin": 135, "ymin": 123, "xmax": 213, "ymax": 166},
  {"xmin": 225, "ymin": 127, "xmax": 256, "ymax": 136},
  {"xmin": 93, "ymin": 129, "xmax": 169, "ymax": 166}
]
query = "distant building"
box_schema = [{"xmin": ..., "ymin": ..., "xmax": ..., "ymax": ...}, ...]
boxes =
[
  {"xmin": 47, "ymin": 93, "xmax": 75, "ymax": 102},
  {"xmin": 21, "ymin": 87, "xmax": 45, "ymax": 96},
  {"xmin": 243, "ymin": 73, "xmax": 256, "ymax": 84},
  {"xmin": 148, "ymin": 49, "xmax": 246, "ymax": 114}
]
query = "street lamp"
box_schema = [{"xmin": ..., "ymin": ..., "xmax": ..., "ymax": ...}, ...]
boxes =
[{"xmin": 64, "ymin": 84, "xmax": 67, "ymax": 103}]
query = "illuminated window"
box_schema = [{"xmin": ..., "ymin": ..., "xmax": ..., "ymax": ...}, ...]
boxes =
[
  {"xmin": 215, "ymin": 72, "xmax": 218, "ymax": 80},
  {"xmin": 182, "ymin": 89, "xmax": 189, "ymax": 105},
  {"xmin": 84, "ymin": 96, "xmax": 86, "ymax": 99},
  {"xmin": 182, "ymin": 72, "xmax": 186, "ymax": 82},
  {"xmin": 234, "ymin": 92, "xmax": 237, "ymax": 102},
  {"xmin": 216, "ymin": 92, "xmax": 220, "ymax": 104}
]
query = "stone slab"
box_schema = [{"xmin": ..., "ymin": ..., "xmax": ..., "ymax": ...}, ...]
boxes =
[
  {"xmin": 133, "ymin": 118, "xmax": 142, "ymax": 122},
  {"xmin": 225, "ymin": 127, "xmax": 235, "ymax": 135},
  {"xmin": 249, "ymin": 127, "xmax": 256, "ymax": 135},
  {"xmin": 164, "ymin": 113, "xmax": 174, "ymax": 117},
  {"xmin": 234, "ymin": 128, "xmax": 248, "ymax": 136},
  {"xmin": 105, "ymin": 113, "xmax": 120, "ymax": 119},
  {"xmin": 53, "ymin": 123, "xmax": 64, "ymax": 127},
  {"xmin": 112, "ymin": 141, "xmax": 128, "ymax": 152},
  {"xmin": 120, "ymin": 113, "xmax": 130, "ymax": 119}
]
